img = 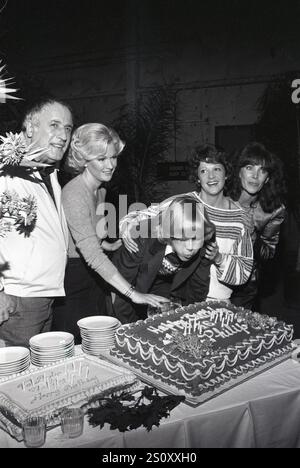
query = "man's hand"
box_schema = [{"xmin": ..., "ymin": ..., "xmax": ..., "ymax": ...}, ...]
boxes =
[{"xmin": 0, "ymin": 291, "xmax": 17, "ymax": 325}]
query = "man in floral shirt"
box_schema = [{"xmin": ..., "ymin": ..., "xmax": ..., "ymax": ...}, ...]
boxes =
[
  {"xmin": 0, "ymin": 293, "xmax": 14, "ymax": 326},
  {"xmin": 0, "ymin": 98, "xmax": 73, "ymax": 346}
]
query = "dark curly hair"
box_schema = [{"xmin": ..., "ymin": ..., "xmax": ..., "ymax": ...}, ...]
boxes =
[
  {"xmin": 228, "ymin": 142, "xmax": 286, "ymax": 213},
  {"xmin": 188, "ymin": 144, "xmax": 233, "ymax": 195}
]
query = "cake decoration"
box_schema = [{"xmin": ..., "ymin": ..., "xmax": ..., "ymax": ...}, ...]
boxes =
[
  {"xmin": 110, "ymin": 301, "xmax": 294, "ymax": 404},
  {"xmin": 167, "ymin": 331, "xmax": 214, "ymax": 359}
]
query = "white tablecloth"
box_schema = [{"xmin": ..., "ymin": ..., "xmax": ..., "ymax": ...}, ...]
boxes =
[{"xmin": 1, "ymin": 358, "xmax": 300, "ymax": 448}]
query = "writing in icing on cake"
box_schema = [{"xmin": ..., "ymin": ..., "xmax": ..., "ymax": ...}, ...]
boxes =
[
  {"xmin": 149, "ymin": 309, "xmax": 250, "ymax": 345},
  {"xmin": 17, "ymin": 360, "xmax": 99, "ymax": 406}
]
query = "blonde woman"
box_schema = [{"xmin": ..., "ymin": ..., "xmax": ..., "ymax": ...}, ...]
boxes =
[{"xmin": 52, "ymin": 123, "xmax": 167, "ymax": 342}]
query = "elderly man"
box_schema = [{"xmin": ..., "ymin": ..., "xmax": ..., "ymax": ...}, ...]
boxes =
[{"xmin": 0, "ymin": 99, "xmax": 73, "ymax": 346}]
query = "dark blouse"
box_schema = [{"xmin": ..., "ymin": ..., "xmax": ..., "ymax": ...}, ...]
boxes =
[{"xmin": 241, "ymin": 202, "xmax": 286, "ymax": 262}]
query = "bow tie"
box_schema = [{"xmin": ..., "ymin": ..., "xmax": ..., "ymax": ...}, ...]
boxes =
[{"xmin": 38, "ymin": 166, "xmax": 57, "ymax": 207}]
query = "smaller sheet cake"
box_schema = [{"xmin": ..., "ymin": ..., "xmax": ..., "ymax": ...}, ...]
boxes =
[
  {"xmin": 0, "ymin": 354, "xmax": 139, "ymax": 441},
  {"xmin": 110, "ymin": 301, "xmax": 294, "ymax": 404}
]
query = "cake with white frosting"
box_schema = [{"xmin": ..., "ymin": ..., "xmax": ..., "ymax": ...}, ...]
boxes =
[
  {"xmin": 110, "ymin": 302, "xmax": 294, "ymax": 402},
  {"xmin": 0, "ymin": 354, "xmax": 139, "ymax": 441}
]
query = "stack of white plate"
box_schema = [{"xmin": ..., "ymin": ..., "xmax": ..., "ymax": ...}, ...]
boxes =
[
  {"xmin": 0, "ymin": 347, "xmax": 30, "ymax": 378},
  {"xmin": 77, "ymin": 316, "xmax": 121, "ymax": 356},
  {"xmin": 29, "ymin": 332, "xmax": 75, "ymax": 367}
]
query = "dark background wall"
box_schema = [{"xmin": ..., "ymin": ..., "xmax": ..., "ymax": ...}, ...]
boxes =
[{"xmin": 2, "ymin": 1, "xmax": 300, "ymax": 166}]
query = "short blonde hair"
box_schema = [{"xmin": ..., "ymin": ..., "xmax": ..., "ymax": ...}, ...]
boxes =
[
  {"xmin": 157, "ymin": 195, "xmax": 215, "ymax": 244},
  {"xmin": 65, "ymin": 123, "xmax": 125, "ymax": 174}
]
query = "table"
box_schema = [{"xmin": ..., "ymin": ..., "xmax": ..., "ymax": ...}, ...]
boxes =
[{"xmin": 1, "ymin": 357, "xmax": 300, "ymax": 448}]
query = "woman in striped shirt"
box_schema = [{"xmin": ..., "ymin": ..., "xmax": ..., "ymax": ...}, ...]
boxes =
[{"xmin": 120, "ymin": 145, "xmax": 253, "ymax": 303}]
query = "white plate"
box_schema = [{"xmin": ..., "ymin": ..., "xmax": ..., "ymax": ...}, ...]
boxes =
[
  {"xmin": 0, "ymin": 361, "xmax": 30, "ymax": 371},
  {"xmin": 0, "ymin": 347, "xmax": 30, "ymax": 365},
  {"xmin": 80, "ymin": 337, "xmax": 115, "ymax": 342},
  {"xmin": 30, "ymin": 340, "xmax": 74, "ymax": 349},
  {"xmin": 31, "ymin": 352, "xmax": 74, "ymax": 361},
  {"xmin": 31, "ymin": 350, "xmax": 74, "ymax": 361},
  {"xmin": 0, "ymin": 355, "xmax": 30, "ymax": 366},
  {"xmin": 0, "ymin": 366, "xmax": 30, "ymax": 375},
  {"xmin": 30, "ymin": 343, "xmax": 74, "ymax": 354},
  {"xmin": 29, "ymin": 332, "xmax": 74, "ymax": 349},
  {"xmin": 0, "ymin": 366, "xmax": 30, "ymax": 377},
  {"xmin": 77, "ymin": 316, "xmax": 120, "ymax": 330},
  {"xmin": 80, "ymin": 330, "xmax": 116, "ymax": 336}
]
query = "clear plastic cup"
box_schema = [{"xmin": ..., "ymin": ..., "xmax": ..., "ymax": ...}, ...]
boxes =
[
  {"xmin": 147, "ymin": 301, "xmax": 181, "ymax": 318},
  {"xmin": 60, "ymin": 407, "xmax": 84, "ymax": 438},
  {"xmin": 147, "ymin": 305, "xmax": 160, "ymax": 318},
  {"xmin": 22, "ymin": 416, "xmax": 46, "ymax": 448}
]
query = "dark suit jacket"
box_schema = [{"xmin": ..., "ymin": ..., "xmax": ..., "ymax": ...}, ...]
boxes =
[{"xmin": 112, "ymin": 230, "xmax": 211, "ymax": 324}]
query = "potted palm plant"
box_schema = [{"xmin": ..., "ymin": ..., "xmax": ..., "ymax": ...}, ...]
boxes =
[{"xmin": 111, "ymin": 85, "xmax": 178, "ymax": 206}]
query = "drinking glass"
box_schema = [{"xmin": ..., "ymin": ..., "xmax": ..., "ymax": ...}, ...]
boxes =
[
  {"xmin": 60, "ymin": 407, "xmax": 84, "ymax": 438},
  {"xmin": 22, "ymin": 416, "xmax": 46, "ymax": 448},
  {"xmin": 147, "ymin": 301, "xmax": 181, "ymax": 318},
  {"xmin": 147, "ymin": 305, "xmax": 160, "ymax": 318}
]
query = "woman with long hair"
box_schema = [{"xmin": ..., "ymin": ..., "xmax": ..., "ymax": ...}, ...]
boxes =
[
  {"xmin": 52, "ymin": 123, "xmax": 167, "ymax": 342},
  {"xmin": 229, "ymin": 142, "xmax": 286, "ymax": 309}
]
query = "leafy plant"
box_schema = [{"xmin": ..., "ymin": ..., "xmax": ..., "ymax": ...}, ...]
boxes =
[
  {"xmin": 0, "ymin": 72, "xmax": 51, "ymax": 135},
  {"xmin": 0, "ymin": 60, "xmax": 20, "ymax": 103},
  {"xmin": 87, "ymin": 386, "xmax": 185, "ymax": 433},
  {"xmin": 111, "ymin": 85, "xmax": 178, "ymax": 206}
]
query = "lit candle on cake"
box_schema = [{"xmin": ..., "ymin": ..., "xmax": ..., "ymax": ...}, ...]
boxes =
[
  {"xmin": 194, "ymin": 316, "xmax": 197, "ymax": 332},
  {"xmin": 188, "ymin": 318, "xmax": 193, "ymax": 335},
  {"xmin": 226, "ymin": 313, "xmax": 233, "ymax": 327}
]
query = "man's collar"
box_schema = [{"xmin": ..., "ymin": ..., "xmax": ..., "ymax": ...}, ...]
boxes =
[
  {"xmin": 38, "ymin": 165, "xmax": 58, "ymax": 177},
  {"xmin": 165, "ymin": 244, "xmax": 174, "ymax": 256}
]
